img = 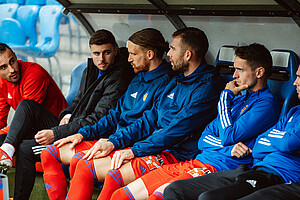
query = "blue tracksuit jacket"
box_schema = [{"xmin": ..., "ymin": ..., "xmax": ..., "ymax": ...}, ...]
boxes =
[
  {"xmin": 196, "ymin": 86, "xmax": 280, "ymax": 171},
  {"xmin": 78, "ymin": 61, "xmax": 175, "ymax": 139},
  {"xmin": 108, "ymin": 62, "xmax": 226, "ymax": 161},
  {"xmin": 253, "ymin": 105, "xmax": 300, "ymax": 183}
]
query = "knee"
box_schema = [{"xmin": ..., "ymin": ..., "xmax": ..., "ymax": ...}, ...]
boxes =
[
  {"xmin": 164, "ymin": 181, "xmax": 184, "ymax": 200},
  {"xmin": 198, "ymin": 191, "xmax": 221, "ymax": 200},
  {"xmin": 41, "ymin": 145, "xmax": 59, "ymax": 164},
  {"xmin": 70, "ymin": 152, "xmax": 85, "ymax": 168},
  {"xmin": 18, "ymin": 99, "xmax": 37, "ymax": 109}
]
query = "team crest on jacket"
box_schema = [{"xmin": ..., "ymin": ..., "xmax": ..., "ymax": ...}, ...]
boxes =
[
  {"xmin": 240, "ymin": 105, "xmax": 248, "ymax": 115},
  {"xmin": 143, "ymin": 93, "xmax": 148, "ymax": 101}
]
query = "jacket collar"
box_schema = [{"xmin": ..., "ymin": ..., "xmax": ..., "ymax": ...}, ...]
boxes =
[
  {"xmin": 139, "ymin": 61, "xmax": 172, "ymax": 83},
  {"xmin": 175, "ymin": 62, "xmax": 215, "ymax": 84}
]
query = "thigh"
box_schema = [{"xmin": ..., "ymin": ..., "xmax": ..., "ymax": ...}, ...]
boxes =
[
  {"xmin": 93, "ymin": 156, "xmax": 112, "ymax": 181},
  {"xmin": 239, "ymin": 183, "xmax": 300, "ymax": 200}
]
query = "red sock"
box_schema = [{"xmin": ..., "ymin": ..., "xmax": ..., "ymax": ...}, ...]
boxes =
[
  {"xmin": 41, "ymin": 144, "xmax": 66, "ymax": 200},
  {"xmin": 69, "ymin": 152, "xmax": 86, "ymax": 179},
  {"xmin": 110, "ymin": 186, "xmax": 136, "ymax": 200},
  {"xmin": 66, "ymin": 158, "xmax": 96, "ymax": 200},
  {"xmin": 147, "ymin": 192, "xmax": 163, "ymax": 200},
  {"xmin": 97, "ymin": 169, "xmax": 124, "ymax": 200}
]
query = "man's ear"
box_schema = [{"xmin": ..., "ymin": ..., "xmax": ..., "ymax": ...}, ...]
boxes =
[
  {"xmin": 256, "ymin": 67, "xmax": 265, "ymax": 79},
  {"xmin": 114, "ymin": 47, "xmax": 118, "ymax": 55},
  {"xmin": 185, "ymin": 50, "xmax": 192, "ymax": 61},
  {"xmin": 147, "ymin": 49, "xmax": 155, "ymax": 60}
]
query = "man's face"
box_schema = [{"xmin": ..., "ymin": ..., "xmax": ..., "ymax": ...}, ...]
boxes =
[
  {"xmin": 293, "ymin": 65, "xmax": 300, "ymax": 100},
  {"xmin": 167, "ymin": 36, "xmax": 188, "ymax": 74},
  {"xmin": 127, "ymin": 41, "xmax": 150, "ymax": 74},
  {"xmin": 0, "ymin": 49, "xmax": 20, "ymax": 83},
  {"xmin": 90, "ymin": 43, "xmax": 117, "ymax": 72},
  {"xmin": 233, "ymin": 56, "xmax": 258, "ymax": 90}
]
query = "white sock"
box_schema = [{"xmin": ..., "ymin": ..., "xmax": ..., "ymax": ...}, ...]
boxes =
[{"xmin": 1, "ymin": 143, "xmax": 15, "ymax": 158}]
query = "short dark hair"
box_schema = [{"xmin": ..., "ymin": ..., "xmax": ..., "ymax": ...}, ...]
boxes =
[
  {"xmin": 0, "ymin": 43, "xmax": 13, "ymax": 54},
  {"xmin": 89, "ymin": 29, "xmax": 117, "ymax": 47},
  {"xmin": 235, "ymin": 43, "xmax": 272, "ymax": 77},
  {"xmin": 129, "ymin": 28, "xmax": 169, "ymax": 59},
  {"xmin": 172, "ymin": 27, "xmax": 209, "ymax": 59}
]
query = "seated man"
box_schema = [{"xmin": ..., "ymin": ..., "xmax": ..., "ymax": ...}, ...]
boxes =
[
  {"xmin": 64, "ymin": 27, "xmax": 227, "ymax": 200},
  {"xmin": 41, "ymin": 28, "xmax": 175, "ymax": 200},
  {"xmin": 164, "ymin": 64, "xmax": 300, "ymax": 200},
  {"xmin": 107, "ymin": 43, "xmax": 281, "ymax": 200},
  {"xmin": 0, "ymin": 43, "xmax": 68, "ymax": 145},
  {"xmin": 1, "ymin": 30, "xmax": 135, "ymax": 200}
]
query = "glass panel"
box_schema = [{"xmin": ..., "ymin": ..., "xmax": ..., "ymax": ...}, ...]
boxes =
[{"xmin": 83, "ymin": 13, "xmax": 176, "ymax": 48}]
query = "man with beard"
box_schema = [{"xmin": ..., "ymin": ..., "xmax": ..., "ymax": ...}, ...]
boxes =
[
  {"xmin": 63, "ymin": 27, "xmax": 226, "ymax": 200},
  {"xmin": 41, "ymin": 28, "xmax": 175, "ymax": 200}
]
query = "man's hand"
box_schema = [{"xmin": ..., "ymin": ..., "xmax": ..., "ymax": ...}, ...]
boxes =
[
  {"xmin": 54, "ymin": 133, "xmax": 84, "ymax": 149},
  {"xmin": 225, "ymin": 80, "xmax": 248, "ymax": 96},
  {"xmin": 35, "ymin": 129, "xmax": 55, "ymax": 145},
  {"xmin": 111, "ymin": 149, "xmax": 135, "ymax": 169},
  {"xmin": 231, "ymin": 142, "xmax": 252, "ymax": 158},
  {"xmin": 59, "ymin": 117, "xmax": 70, "ymax": 126},
  {"xmin": 82, "ymin": 139, "xmax": 114, "ymax": 160}
]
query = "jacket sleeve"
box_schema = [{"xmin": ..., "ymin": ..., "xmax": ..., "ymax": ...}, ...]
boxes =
[
  {"xmin": 54, "ymin": 70, "xmax": 131, "ymax": 140},
  {"xmin": 107, "ymin": 100, "xmax": 159, "ymax": 149},
  {"xmin": 78, "ymin": 95, "xmax": 125, "ymax": 140},
  {"xmin": 266, "ymin": 110, "xmax": 300, "ymax": 153},
  {"xmin": 217, "ymin": 89, "xmax": 279, "ymax": 146},
  {"xmin": 0, "ymin": 95, "xmax": 10, "ymax": 129},
  {"xmin": 129, "ymin": 97, "xmax": 219, "ymax": 157}
]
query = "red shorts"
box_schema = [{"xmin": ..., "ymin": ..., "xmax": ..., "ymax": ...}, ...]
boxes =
[
  {"xmin": 0, "ymin": 125, "xmax": 10, "ymax": 135},
  {"xmin": 74, "ymin": 140, "xmax": 97, "ymax": 153},
  {"xmin": 130, "ymin": 151, "xmax": 178, "ymax": 179},
  {"xmin": 141, "ymin": 159, "xmax": 218, "ymax": 194}
]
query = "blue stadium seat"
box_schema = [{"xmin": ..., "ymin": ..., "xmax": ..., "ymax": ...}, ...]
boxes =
[
  {"xmin": 1, "ymin": 5, "xmax": 39, "ymax": 46},
  {"xmin": 268, "ymin": 49, "xmax": 300, "ymax": 118},
  {"xmin": 8, "ymin": 5, "xmax": 63, "ymax": 88},
  {"xmin": 65, "ymin": 61, "xmax": 88, "ymax": 105},
  {"xmin": 0, "ymin": 3, "xmax": 18, "ymax": 22}
]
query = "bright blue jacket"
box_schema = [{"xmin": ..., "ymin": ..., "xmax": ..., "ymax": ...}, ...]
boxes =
[
  {"xmin": 79, "ymin": 61, "xmax": 175, "ymax": 139},
  {"xmin": 196, "ymin": 86, "xmax": 280, "ymax": 171},
  {"xmin": 253, "ymin": 105, "xmax": 300, "ymax": 183},
  {"xmin": 108, "ymin": 63, "xmax": 225, "ymax": 161}
]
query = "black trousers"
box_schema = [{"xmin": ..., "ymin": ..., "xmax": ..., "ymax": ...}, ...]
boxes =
[
  {"xmin": 164, "ymin": 164, "xmax": 283, "ymax": 200},
  {"xmin": 3, "ymin": 100, "xmax": 58, "ymax": 200},
  {"xmin": 4, "ymin": 99, "xmax": 58, "ymax": 148}
]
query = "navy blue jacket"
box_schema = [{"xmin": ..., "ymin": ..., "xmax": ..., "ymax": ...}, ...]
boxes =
[
  {"xmin": 108, "ymin": 62, "xmax": 225, "ymax": 161},
  {"xmin": 253, "ymin": 105, "xmax": 300, "ymax": 183},
  {"xmin": 196, "ymin": 87, "xmax": 280, "ymax": 171},
  {"xmin": 79, "ymin": 61, "xmax": 175, "ymax": 139}
]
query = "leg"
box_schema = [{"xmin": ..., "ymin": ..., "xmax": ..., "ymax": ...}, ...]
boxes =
[
  {"xmin": 98, "ymin": 152, "xmax": 177, "ymax": 200},
  {"xmin": 4, "ymin": 99, "xmax": 58, "ymax": 148},
  {"xmin": 66, "ymin": 156, "xmax": 112, "ymax": 200},
  {"xmin": 239, "ymin": 183, "xmax": 300, "ymax": 200},
  {"xmin": 41, "ymin": 143, "xmax": 74, "ymax": 200},
  {"xmin": 198, "ymin": 169, "xmax": 284, "ymax": 200},
  {"xmin": 14, "ymin": 139, "xmax": 44, "ymax": 200},
  {"xmin": 164, "ymin": 164, "xmax": 250, "ymax": 200}
]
